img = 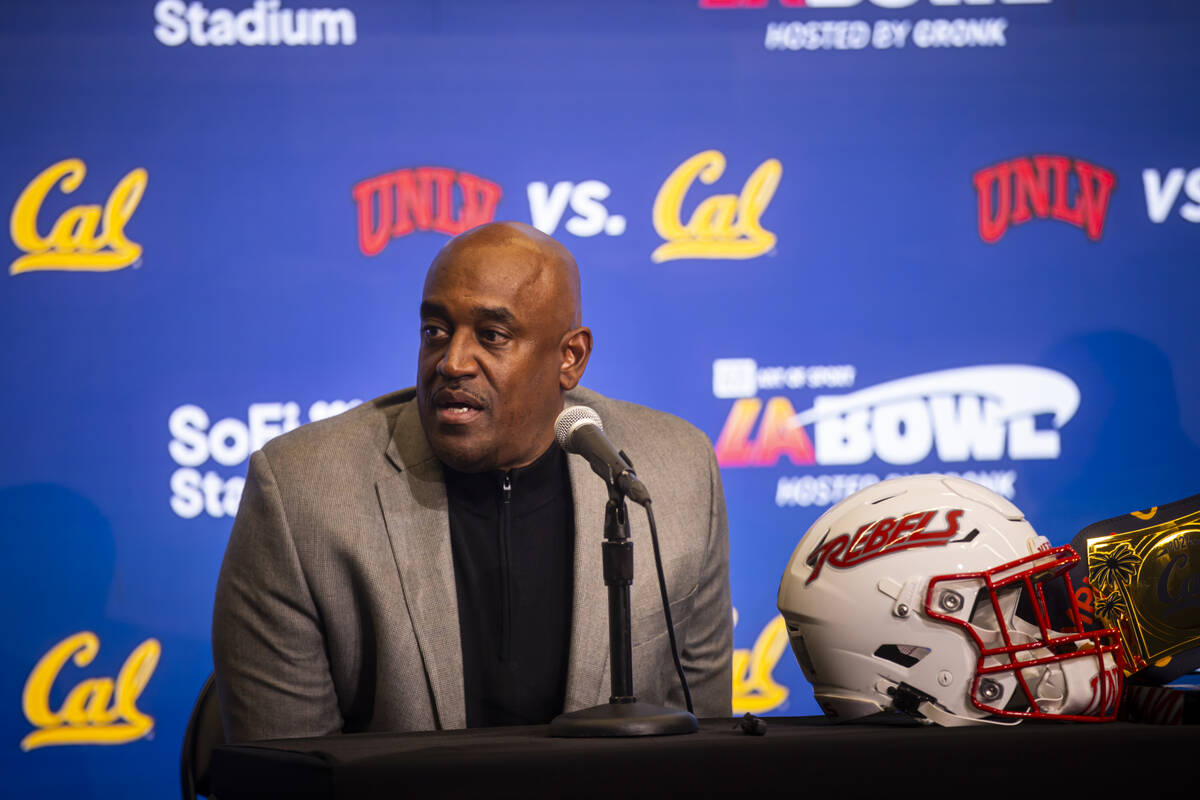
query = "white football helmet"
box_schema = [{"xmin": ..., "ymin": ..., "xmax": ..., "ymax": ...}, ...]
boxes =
[{"xmin": 778, "ymin": 475, "xmax": 1124, "ymax": 726}]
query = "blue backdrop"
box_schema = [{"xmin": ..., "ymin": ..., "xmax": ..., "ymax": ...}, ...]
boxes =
[{"xmin": 3, "ymin": 1, "xmax": 1199, "ymax": 795}]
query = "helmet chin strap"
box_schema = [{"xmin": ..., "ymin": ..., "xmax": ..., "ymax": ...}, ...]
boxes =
[
  {"xmin": 917, "ymin": 700, "xmax": 1020, "ymax": 727},
  {"xmin": 877, "ymin": 679, "xmax": 1020, "ymax": 727}
]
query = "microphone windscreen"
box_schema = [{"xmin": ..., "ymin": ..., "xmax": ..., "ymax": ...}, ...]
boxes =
[{"xmin": 554, "ymin": 405, "xmax": 603, "ymax": 451}]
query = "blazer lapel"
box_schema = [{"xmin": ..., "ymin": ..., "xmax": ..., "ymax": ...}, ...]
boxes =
[
  {"xmin": 563, "ymin": 451, "xmax": 612, "ymax": 710},
  {"xmin": 378, "ymin": 403, "xmax": 466, "ymax": 729}
]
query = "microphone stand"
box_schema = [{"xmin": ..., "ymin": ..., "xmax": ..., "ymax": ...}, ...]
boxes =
[{"xmin": 548, "ymin": 475, "xmax": 698, "ymax": 737}]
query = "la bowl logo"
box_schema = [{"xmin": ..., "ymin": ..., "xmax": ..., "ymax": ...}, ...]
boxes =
[
  {"xmin": 10, "ymin": 159, "xmax": 147, "ymax": 275},
  {"xmin": 715, "ymin": 364, "xmax": 1079, "ymax": 467}
]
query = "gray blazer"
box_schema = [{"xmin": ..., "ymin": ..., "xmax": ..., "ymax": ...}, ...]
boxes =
[{"xmin": 212, "ymin": 386, "xmax": 732, "ymax": 743}]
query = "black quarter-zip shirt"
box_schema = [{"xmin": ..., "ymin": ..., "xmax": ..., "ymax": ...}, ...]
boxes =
[{"xmin": 444, "ymin": 444, "xmax": 575, "ymax": 727}]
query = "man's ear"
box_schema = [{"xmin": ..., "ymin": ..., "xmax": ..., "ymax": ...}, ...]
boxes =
[{"xmin": 558, "ymin": 327, "xmax": 593, "ymax": 390}]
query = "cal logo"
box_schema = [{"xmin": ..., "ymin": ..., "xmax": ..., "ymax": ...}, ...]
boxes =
[
  {"xmin": 732, "ymin": 614, "xmax": 790, "ymax": 715},
  {"xmin": 10, "ymin": 159, "xmax": 148, "ymax": 275},
  {"xmin": 21, "ymin": 632, "xmax": 161, "ymax": 750},
  {"xmin": 652, "ymin": 150, "xmax": 781, "ymax": 262}
]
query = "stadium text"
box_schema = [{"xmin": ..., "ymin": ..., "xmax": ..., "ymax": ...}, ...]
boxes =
[{"xmin": 154, "ymin": 0, "xmax": 356, "ymax": 46}]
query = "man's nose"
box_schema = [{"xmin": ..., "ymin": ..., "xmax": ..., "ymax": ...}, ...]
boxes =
[{"xmin": 437, "ymin": 330, "xmax": 478, "ymax": 378}]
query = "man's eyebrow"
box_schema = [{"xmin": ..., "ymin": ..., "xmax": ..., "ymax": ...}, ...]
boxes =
[
  {"xmin": 418, "ymin": 302, "xmax": 517, "ymax": 327},
  {"xmin": 419, "ymin": 301, "xmax": 446, "ymax": 319},
  {"xmin": 474, "ymin": 305, "xmax": 517, "ymax": 326}
]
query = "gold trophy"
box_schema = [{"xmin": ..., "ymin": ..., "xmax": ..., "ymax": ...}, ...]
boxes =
[{"xmin": 1073, "ymin": 494, "xmax": 1200, "ymax": 683}]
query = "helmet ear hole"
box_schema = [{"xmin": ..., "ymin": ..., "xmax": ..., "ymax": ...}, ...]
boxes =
[
  {"xmin": 968, "ymin": 588, "xmax": 994, "ymax": 625},
  {"xmin": 790, "ymin": 634, "xmax": 817, "ymax": 677},
  {"xmin": 874, "ymin": 644, "xmax": 931, "ymax": 668},
  {"xmin": 968, "ymin": 585, "xmax": 1020, "ymax": 631},
  {"xmin": 1003, "ymin": 681, "xmax": 1033, "ymax": 713},
  {"xmin": 1013, "ymin": 581, "xmax": 1074, "ymax": 632}
]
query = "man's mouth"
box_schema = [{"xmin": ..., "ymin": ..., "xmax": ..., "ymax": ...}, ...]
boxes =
[{"xmin": 432, "ymin": 388, "xmax": 487, "ymax": 425}]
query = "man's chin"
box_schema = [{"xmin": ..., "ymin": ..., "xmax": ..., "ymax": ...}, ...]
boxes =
[{"xmin": 426, "ymin": 433, "xmax": 495, "ymax": 474}]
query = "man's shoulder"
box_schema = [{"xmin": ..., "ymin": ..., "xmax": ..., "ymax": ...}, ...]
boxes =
[
  {"xmin": 567, "ymin": 386, "xmax": 712, "ymax": 454},
  {"xmin": 257, "ymin": 388, "xmax": 416, "ymax": 468}
]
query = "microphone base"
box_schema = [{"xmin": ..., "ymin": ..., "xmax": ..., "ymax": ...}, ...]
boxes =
[{"xmin": 547, "ymin": 701, "xmax": 698, "ymax": 738}]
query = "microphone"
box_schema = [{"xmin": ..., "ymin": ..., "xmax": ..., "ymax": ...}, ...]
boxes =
[{"xmin": 554, "ymin": 406, "xmax": 650, "ymax": 506}]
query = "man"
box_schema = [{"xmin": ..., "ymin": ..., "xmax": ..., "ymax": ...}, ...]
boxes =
[{"xmin": 212, "ymin": 222, "xmax": 732, "ymax": 742}]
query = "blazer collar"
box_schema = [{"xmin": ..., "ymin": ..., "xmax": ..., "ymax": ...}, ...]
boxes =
[
  {"xmin": 563, "ymin": 451, "xmax": 612, "ymax": 710},
  {"xmin": 377, "ymin": 401, "xmax": 466, "ymax": 729},
  {"xmin": 384, "ymin": 395, "xmax": 435, "ymax": 474}
]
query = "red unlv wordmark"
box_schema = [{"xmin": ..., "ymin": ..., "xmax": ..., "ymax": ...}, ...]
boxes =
[
  {"xmin": 353, "ymin": 167, "xmax": 501, "ymax": 257},
  {"xmin": 973, "ymin": 155, "xmax": 1115, "ymax": 244}
]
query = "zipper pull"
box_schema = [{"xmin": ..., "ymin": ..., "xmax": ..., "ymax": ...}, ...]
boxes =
[{"xmin": 502, "ymin": 474, "xmax": 512, "ymax": 504}]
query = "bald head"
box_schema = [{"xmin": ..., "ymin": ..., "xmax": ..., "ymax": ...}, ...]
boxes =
[
  {"xmin": 428, "ymin": 221, "xmax": 582, "ymax": 329},
  {"xmin": 416, "ymin": 221, "xmax": 593, "ymax": 472}
]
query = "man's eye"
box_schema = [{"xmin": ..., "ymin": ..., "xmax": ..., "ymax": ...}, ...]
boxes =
[
  {"xmin": 421, "ymin": 325, "xmax": 446, "ymax": 340},
  {"xmin": 480, "ymin": 329, "xmax": 509, "ymax": 344}
]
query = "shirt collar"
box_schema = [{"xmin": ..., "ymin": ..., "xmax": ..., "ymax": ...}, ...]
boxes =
[{"xmin": 443, "ymin": 443, "xmax": 569, "ymax": 516}]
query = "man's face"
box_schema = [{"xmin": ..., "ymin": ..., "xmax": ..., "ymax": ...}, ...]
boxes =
[{"xmin": 416, "ymin": 238, "xmax": 575, "ymax": 473}]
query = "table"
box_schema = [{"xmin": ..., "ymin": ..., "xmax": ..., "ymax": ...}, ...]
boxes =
[{"xmin": 211, "ymin": 715, "xmax": 1199, "ymax": 797}]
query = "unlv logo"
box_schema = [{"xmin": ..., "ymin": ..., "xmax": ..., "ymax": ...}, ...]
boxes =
[
  {"xmin": 805, "ymin": 508, "xmax": 965, "ymax": 584},
  {"xmin": 973, "ymin": 155, "xmax": 1116, "ymax": 244},
  {"xmin": 353, "ymin": 167, "xmax": 502, "ymax": 257}
]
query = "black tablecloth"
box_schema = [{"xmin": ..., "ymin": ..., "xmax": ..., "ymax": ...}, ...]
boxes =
[{"xmin": 211, "ymin": 716, "xmax": 1198, "ymax": 798}]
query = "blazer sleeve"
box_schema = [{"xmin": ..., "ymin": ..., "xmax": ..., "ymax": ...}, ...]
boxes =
[
  {"xmin": 212, "ymin": 449, "xmax": 344, "ymax": 743},
  {"xmin": 673, "ymin": 441, "xmax": 734, "ymax": 718}
]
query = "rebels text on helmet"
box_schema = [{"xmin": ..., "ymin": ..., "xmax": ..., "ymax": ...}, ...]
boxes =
[{"xmin": 805, "ymin": 508, "xmax": 965, "ymax": 585}]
